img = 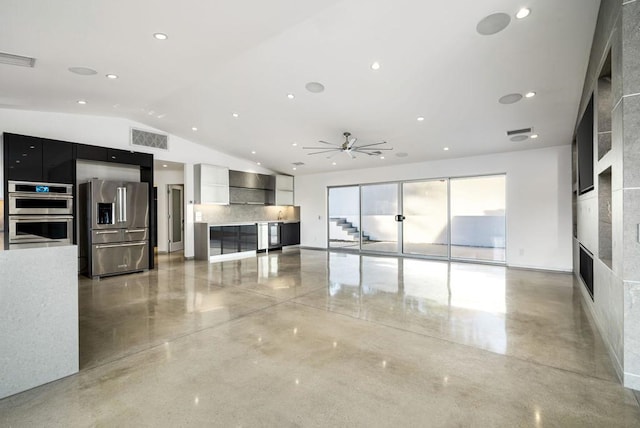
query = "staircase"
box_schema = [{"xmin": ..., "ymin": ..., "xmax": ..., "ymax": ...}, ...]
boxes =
[{"xmin": 329, "ymin": 217, "xmax": 371, "ymax": 242}]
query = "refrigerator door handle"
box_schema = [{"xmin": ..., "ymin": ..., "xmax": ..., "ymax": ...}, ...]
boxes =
[
  {"xmin": 116, "ymin": 187, "xmax": 127, "ymax": 223},
  {"xmin": 122, "ymin": 186, "xmax": 127, "ymax": 223},
  {"xmin": 95, "ymin": 242, "xmax": 147, "ymax": 249}
]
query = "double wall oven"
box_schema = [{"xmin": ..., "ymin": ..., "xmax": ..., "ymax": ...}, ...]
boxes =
[{"xmin": 7, "ymin": 181, "xmax": 73, "ymax": 249}]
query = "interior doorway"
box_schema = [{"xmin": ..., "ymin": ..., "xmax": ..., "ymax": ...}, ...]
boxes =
[{"xmin": 168, "ymin": 185, "xmax": 184, "ymax": 252}]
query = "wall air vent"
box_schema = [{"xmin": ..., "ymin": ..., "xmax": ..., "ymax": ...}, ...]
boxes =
[
  {"xmin": 131, "ymin": 128, "xmax": 168, "ymax": 150},
  {"xmin": 506, "ymin": 127, "xmax": 533, "ymax": 136},
  {"xmin": 292, "ymin": 162, "xmax": 305, "ymax": 166},
  {"xmin": 0, "ymin": 51, "xmax": 36, "ymax": 67}
]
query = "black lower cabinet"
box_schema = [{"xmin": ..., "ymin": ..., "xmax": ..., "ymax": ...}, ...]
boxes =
[
  {"xmin": 280, "ymin": 222, "xmax": 300, "ymax": 246},
  {"xmin": 240, "ymin": 225, "xmax": 258, "ymax": 251},
  {"xmin": 210, "ymin": 225, "xmax": 258, "ymax": 255}
]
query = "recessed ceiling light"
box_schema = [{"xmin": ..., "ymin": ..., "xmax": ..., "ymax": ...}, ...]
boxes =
[
  {"xmin": 292, "ymin": 167, "xmax": 297, "ymax": 171},
  {"xmin": 525, "ymin": 91, "xmax": 536, "ymax": 98},
  {"xmin": 476, "ymin": 13, "xmax": 511, "ymax": 36},
  {"xmin": 443, "ymin": 147, "xmax": 449, "ymax": 151},
  {"xmin": 499, "ymin": 93, "xmax": 523, "ymax": 104},
  {"xmin": 192, "ymin": 127, "xmax": 198, "ymax": 131},
  {"xmin": 257, "ymin": 162, "xmax": 261, "ymax": 165},
  {"xmin": 232, "ymin": 113, "xmax": 239, "ymax": 118},
  {"xmin": 292, "ymin": 142, "xmax": 298, "ymax": 146},
  {"xmin": 516, "ymin": 8, "xmax": 531, "ymax": 19},
  {"xmin": 332, "ymin": 162, "xmax": 337, "ymax": 166},
  {"xmin": 251, "ymin": 150, "xmax": 256, "ymax": 154},
  {"xmin": 106, "ymin": 74, "xmax": 118, "ymax": 79},
  {"xmin": 371, "ymin": 62, "xmax": 381, "ymax": 70},
  {"xmin": 417, "ymin": 116, "xmax": 425, "ymax": 122},
  {"xmin": 287, "ymin": 94, "xmax": 295, "ymax": 99},
  {"xmin": 77, "ymin": 100, "xmax": 87, "ymax": 105},
  {"xmin": 305, "ymin": 82, "xmax": 325, "ymax": 93},
  {"xmin": 162, "ymin": 164, "xmax": 168, "ymax": 168},
  {"xmin": 68, "ymin": 67, "xmax": 97, "ymax": 76},
  {"xmin": 380, "ymin": 156, "xmax": 385, "ymax": 159},
  {"xmin": 530, "ymin": 134, "xmax": 539, "ymax": 139},
  {"xmin": 153, "ymin": 33, "xmax": 168, "ymax": 40}
]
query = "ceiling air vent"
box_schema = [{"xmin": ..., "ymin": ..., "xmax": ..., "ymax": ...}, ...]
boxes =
[
  {"xmin": 131, "ymin": 128, "xmax": 168, "ymax": 150},
  {"xmin": 506, "ymin": 127, "xmax": 532, "ymax": 136},
  {"xmin": 0, "ymin": 51, "xmax": 36, "ymax": 67},
  {"xmin": 292, "ymin": 162, "xmax": 305, "ymax": 166}
]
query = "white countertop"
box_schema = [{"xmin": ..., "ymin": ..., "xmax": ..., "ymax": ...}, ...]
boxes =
[{"xmin": 196, "ymin": 220, "xmax": 300, "ymax": 226}]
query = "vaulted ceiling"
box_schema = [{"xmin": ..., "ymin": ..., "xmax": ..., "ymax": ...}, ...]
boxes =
[{"xmin": 0, "ymin": 0, "xmax": 600, "ymax": 174}]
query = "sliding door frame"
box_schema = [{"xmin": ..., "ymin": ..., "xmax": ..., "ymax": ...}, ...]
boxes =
[{"xmin": 326, "ymin": 172, "xmax": 507, "ymax": 266}]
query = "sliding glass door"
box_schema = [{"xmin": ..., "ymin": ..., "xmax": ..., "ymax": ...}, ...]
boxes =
[
  {"xmin": 360, "ymin": 183, "xmax": 400, "ymax": 253},
  {"xmin": 402, "ymin": 179, "xmax": 449, "ymax": 257},
  {"xmin": 450, "ymin": 175, "xmax": 506, "ymax": 262},
  {"xmin": 328, "ymin": 186, "xmax": 360, "ymax": 249},
  {"xmin": 327, "ymin": 174, "xmax": 506, "ymax": 263}
]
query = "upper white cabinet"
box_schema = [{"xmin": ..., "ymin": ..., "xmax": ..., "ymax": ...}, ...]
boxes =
[
  {"xmin": 194, "ymin": 164, "xmax": 229, "ymax": 205},
  {"xmin": 275, "ymin": 174, "xmax": 294, "ymax": 206}
]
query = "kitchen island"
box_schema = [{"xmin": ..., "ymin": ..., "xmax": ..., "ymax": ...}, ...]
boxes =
[{"xmin": 0, "ymin": 245, "xmax": 79, "ymax": 399}]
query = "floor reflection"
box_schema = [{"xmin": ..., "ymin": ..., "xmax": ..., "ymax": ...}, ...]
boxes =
[
  {"xmin": 79, "ymin": 249, "xmax": 616, "ymax": 384},
  {"xmin": 327, "ymin": 253, "xmax": 508, "ymax": 354}
]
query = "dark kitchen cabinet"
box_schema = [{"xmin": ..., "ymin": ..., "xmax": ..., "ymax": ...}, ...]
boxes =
[
  {"xmin": 43, "ymin": 140, "xmax": 74, "ymax": 183},
  {"xmin": 75, "ymin": 144, "xmax": 108, "ymax": 162},
  {"xmin": 222, "ymin": 226, "xmax": 240, "ymax": 254},
  {"xmin": 5, "ymin": 134, "xmax": 43, "ymax": 182},
  {"xmin": 107, "ymin": 149, "xmax": 152, "ymax": 168},
  {"xmin": 4, "ymin": 133, "xmax": 73, "ymax": 183},
  {"xmin": 240, "ymin": 225, "xmax": 258, "ymax": 251},
  {"xmin": 280, "ymin": 222, "xmax": 300, "ymax": 246}
]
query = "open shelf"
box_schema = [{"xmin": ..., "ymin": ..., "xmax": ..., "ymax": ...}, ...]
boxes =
[
  {"xmin": 597, "ymin": 51, "xmax": 612, "ymax": 161},
  {"xmin": 598, "ymin": 167, "xmax": 612, "ymax": 269}
]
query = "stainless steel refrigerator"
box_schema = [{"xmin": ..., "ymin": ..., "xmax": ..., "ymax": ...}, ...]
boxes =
[{"xmin": 80, "ymin": 179, "xmax": 149, "ymax": 278}]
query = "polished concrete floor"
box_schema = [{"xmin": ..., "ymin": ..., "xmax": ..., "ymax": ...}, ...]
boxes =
[
  {"xmin": 330, "ymin": 240, "xmax": 506, "ymax": 261},
  {"xmin": 1, "ymin": 249, "xmax": 640, "ymax": 426}
]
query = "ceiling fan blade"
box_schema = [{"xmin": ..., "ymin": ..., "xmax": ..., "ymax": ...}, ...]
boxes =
[
  {"xmin": 318, "ymin": 140, "xmax": 339, "ymax": 146},
  {"xmin": 356, "ymin": 147, "xmax": 394, "ymax": 151},
  {"xmin": 303, "ymin": 146, "xmax": 340, "ymax": 149},
  {"xmin": 353, "ymin": 141, "xmax": 388, "ymax": 149},
  {"xmin": 307, "ymin": 149, "xmax": 339, "ymax": 155},
  {"xmin": 347, "ymin": 137, "xmax": 357, "ymax": 149},
  {"xmin": 347, "ymin": 150, "xmax": 356, "ymax": 159}
]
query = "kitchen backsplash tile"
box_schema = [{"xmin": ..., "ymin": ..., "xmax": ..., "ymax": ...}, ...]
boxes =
[{"xmin": 195, "ymin": 204, "xmax": 299, "ymax": 224}]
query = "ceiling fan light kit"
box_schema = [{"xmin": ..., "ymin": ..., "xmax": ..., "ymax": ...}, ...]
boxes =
[{"xmin": 303, "ymin": 132, "xmax": 393, "ymax": 159}]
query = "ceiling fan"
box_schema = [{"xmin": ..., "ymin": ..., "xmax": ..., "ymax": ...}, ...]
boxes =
[{"xmin": 303, "ymin": 132, "xmax": 393, "ymax": 159}]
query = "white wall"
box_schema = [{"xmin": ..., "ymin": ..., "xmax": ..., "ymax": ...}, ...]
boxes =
[
  {"xmin": 296, "ymin": 145, "xmax": 573, "ymax": 271},
  {"xmin": 154, "ymin": 168, "xmax": 185, "ymax": 253},
  {"xmin": 0, "ymin": 108, "xmax": 273, "ymax": 257}
]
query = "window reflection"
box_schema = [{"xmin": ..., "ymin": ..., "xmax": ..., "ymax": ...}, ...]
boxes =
[{"xmin": 326, "ymin": 253, "xmax": 507, "ymax": 354}]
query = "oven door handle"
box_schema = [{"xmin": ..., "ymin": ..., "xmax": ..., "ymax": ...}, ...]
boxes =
[
  {"xmin": 96, "ymin": 230, "xmax": 119, "ymax": 235},
  {"xmin": 9, "ymin": 216, "xmax": 74, "ymax": 221},
  {"xmin": 95, "ymin": 242, "xmax": 147, "ymax": 249},
  {"xmin": 9, "ymin": 193, "xmax": 73, "ymax": 199},
  {"xmin": 125, "ymin": 229, "xmax": 146, "ymax": 233}
]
